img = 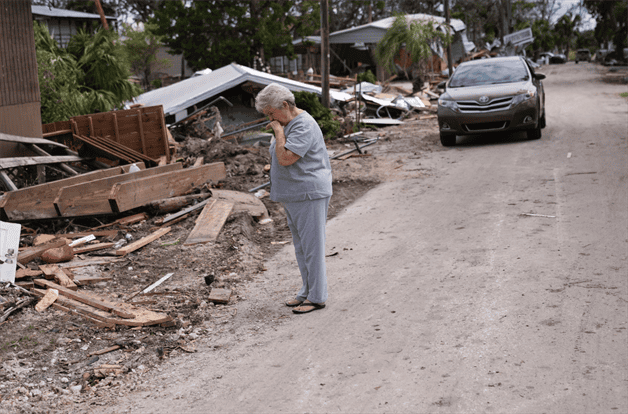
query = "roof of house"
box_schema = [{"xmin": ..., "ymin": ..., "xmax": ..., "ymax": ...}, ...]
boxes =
[
  {"xmin": 31, "ymin": 5, "xmax": 116, "ymax": 20},
  {"xmin": 329, "ymin": 13, "xmax": 466, "ymax": 44},
  {"xmin": 131, "ymin": 63, "xmax": 352, "ymax": 124}
]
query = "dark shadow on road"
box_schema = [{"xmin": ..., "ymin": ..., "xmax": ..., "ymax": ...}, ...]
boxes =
[{"xmin": 453, "ymin": 131, "xmax": 538, "ymax": 147}]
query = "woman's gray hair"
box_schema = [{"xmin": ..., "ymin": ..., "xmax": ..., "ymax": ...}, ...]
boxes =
[{"xmin": 255, "ymin": 83, "xmax": 295, "ymax": 113}]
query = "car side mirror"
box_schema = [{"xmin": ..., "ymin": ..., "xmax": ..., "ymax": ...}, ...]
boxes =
[
  {"xmin": 535, "ymin": 73, "xmax": 546, "ymax": 80},
  {"xmin": 437, "ymin": 81, "xmax": 447, "ymax": 90}
]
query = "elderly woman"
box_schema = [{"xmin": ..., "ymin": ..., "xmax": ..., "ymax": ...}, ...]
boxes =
[{"xmin": 255, "ymin": 83, "xmax": 332, "ymax": 314}]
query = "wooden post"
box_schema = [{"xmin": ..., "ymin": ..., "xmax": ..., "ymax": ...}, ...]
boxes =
[
  {"xmin": 320, "ymin": 0, "xmax": 330, "ymax": 109},
  {"xmin": 136, "ymin": 109, "xmax": 147, "ymax": 156},
  {"xmin": 157, "ymin": 106, "xmax": 171, "ymax": 163},
  {"xmin": 88, "ymin": 116, "xmax": 95, "ymax": 137},
  {"xmin": 445, "ymin": 0, "xmax": 454, "ymax": 78},
  {"xmin": 112, "ymin": 113, "xmax": 120, "ymax": 143}
]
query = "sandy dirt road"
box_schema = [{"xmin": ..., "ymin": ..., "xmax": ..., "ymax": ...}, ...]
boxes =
[{"xmin": 92, "ymin": 62, "xmax": 627, "ymax": 414}]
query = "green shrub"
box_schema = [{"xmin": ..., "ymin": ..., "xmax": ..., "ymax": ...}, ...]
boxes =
[
  {"xmin": 357, "ymin": 70, "xmax": 377, "ymax": 84},
  {"xmin": 293, "ymin": 91, "xmax": 341, "ymax": 139}
]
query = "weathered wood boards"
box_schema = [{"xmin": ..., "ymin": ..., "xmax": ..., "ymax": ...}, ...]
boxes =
[
  {"xmin": 54, "ymin": 163, "xmax": 182, "ymax": 217},
  {"xmin": 43, "ymin": 105, "xmax": 171, "ymax": 163},
  {"xmin": 17, "ymin": 239, "xmax": 67, "ymax": 265},
  {"xmin": 109, "ymin": 163, "xmax": 227, "ymax": 213},
  {"xmin": 116, "ymin": 227, "xmax": 171, "ymax": 256},
  {"xmin": 210, "ymin": 189, "xmax": 269, "ymax": 219},
  {"xmin": 0, "ymin": 155, "xmax": 85, "ymax": 169},
  {"xmin": 0, "ymin": 163, "xmax": 144, "ymax": 221},
  {"xmin": 184, "ymin": 200, "xmax": 234, "ymax": 245},
  {"xmin": 0, "ymin": 132, "xmax": 68, "ymax": 148}
]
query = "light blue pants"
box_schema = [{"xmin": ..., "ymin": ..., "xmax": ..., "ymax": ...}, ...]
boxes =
[{"xmin": 283, "ymin": 196, "xmax": 330, "ymax": 304}]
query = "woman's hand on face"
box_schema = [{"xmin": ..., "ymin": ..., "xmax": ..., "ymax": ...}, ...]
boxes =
[{"xmin": 269, "ymin": 120, "xmax": 283, "ymax": 134}]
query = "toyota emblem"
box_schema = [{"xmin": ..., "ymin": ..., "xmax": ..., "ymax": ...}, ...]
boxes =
[{"xmin": 479, "ymin": 96, "xmax": 489, "ymax": 104}]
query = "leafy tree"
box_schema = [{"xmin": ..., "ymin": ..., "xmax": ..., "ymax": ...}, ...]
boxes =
[
  {"xmin": 34, "ymin": 22, "xmax": 142, "ymax": 123},
  {"xmin": 293, "ymin": 91, "xmax": 340, "ymax": 139},
  {"xmin": 121, "ymin": 22, "xmax": 169, "ymax": 90},
  {"xmin": 149, "ymin": 1, "xmax": 319, "ymax": 72},
  {"xmin": 584, "ymin": 0, "xmax": 627, "ymax": 60},
  {"xmin": 526, "ymin": 19, "xmax": 556, "ymax": 58},
  {"xmin": 373, "ymin": 13, "xmax": 451, "ymax": 79},
  {"xmin": 554, "ymin": 12, "xmax": 581, "ymax": 57}
]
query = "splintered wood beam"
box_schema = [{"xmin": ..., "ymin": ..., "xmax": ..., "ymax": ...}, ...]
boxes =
[
  {"xmin": 0, "ymin": 163, "xmax": 144, "ymax": 221},
  {"xmin": 38, "ymin": 264, "xmax": 77, "ymax": 290},
  {"xmin": 108, "ymin": 163, "xmax": 226, "ymax": 213},
  {"xmin": 115, "ymin": 227, "xmax": 171, "ymax": 256},
  {"xmin": 54, "ymin": 163, "xmax": 182, "ymax": 217},
  {"xmin": 34, "ymin": 279, "xmax": 135, "ymax": 319},
  {"xmin": 184, "ymin": 200, "xmax": 234, "ymax": 245}
]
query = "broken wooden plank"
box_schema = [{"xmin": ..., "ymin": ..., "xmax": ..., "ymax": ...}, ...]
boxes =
[
  {"xmin": 33, "ymin": 279, "xmax": 135, "ymax": 319},
  {"xmin": 89, "ymin": 212, "xmax": 148, "ymax": 230},
  {"xmin": 0, "ymin": 170, "xmax": 18, "ymax": 191},
  {"xmin": 57, "ymin": 257, "xmax": 123, "ymax": 269},
  {"xmin": 184, "ymin": 200, "xmax": 234, "ymax": 245},
  {"xmin": 0, "ymin": 131, "xmax": 69, "ymax": 148},
  {"xmin": 15, "ymin": 268, "xmax": 44, "ymax": 279},
  {"xmin": 17, "ymin": 239, "xmax": 67, "ymax": 265},
  {"xmin": 0, "ymin": 163, "xmax": 144, "ymax": 221},
  {"xmin": 54, "ymin": 163, "xmax": 182, "ymax": 217},
  {"xmin": 0, "ymin": 155, "xmax": 86, "ymax": 169},
  {"xmin": 158, "ymin": 198, "xmax": 214, "ymax": 225},
  {"xmin": 108, "ymin": 163, "xmax": 227, "ymax": 213},
  {"xmin": 32, "ymin": 288, "xmax": 116, "ymax": 328},
  {"xmin": 149, "ymin": 193, "xmax": 211, "ymax": 214},
  {"xmin": 115, "ymin": 227, "xmax": 171, "ymax": 256},
  {"xmin": 27, "ymin": 144, "xmax": 78, "ymax": 176},
  {"xmin": 88, "ymin": 345, "xmax": 120, "ymax": 356},
  {"xmin": 38, "ymin": 264, "xmax": 77, "ymax": 290},
  {"xmin": 72, "ymin": 242, "xmax": 115, "ymax": 255},
  {"xmin": 210, "ymin": 189, "xmax": 270, "ymax": 219},
  {"xmin": 208, "ymin": 288, "xmax": 232, "ymax": 304},
  {"xmin": 74, "ymin": 274, "xmax": 112, "ymax": 285},
  {"xmin": 35, "ymin": 288, "xmax": 59, "ymax": 312},
  {"xmin": 59, "ymin": 230, "xmax": 118, "ymax": 239}
]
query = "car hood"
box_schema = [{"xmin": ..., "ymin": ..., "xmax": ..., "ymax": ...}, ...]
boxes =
[{"xmin": 444, "ymin": 81, "xmax": 532, "ymax": 101}]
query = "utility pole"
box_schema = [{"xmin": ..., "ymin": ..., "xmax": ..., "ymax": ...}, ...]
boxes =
[
  {"xmin": 94, "ymin": 0, "xmax": 109, "ymax": 30},
  {"xmin": 445, "ymin": 0, "xmax": 453, "ymax": 78},
  {"xmin": 321, "ymin": 0, "xmax": 330, "ymax": 108}
]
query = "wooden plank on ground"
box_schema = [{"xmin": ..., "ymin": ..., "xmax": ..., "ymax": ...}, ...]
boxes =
[
  {"xmin": 74, "ymin": 274, "xmax": 113, "ymax": 285},
  {"xmin": 55, "ymin": 163, "xmax": 182, "ymax": 217},
  {"xmin": 158, "ymin": 198, "xmax": 214, "ymax": 225},
  {"xmin": 184, "ymin": 200, "xmax": 234, "ymax": 245},
  {"xmin": 208, "ymin": 288, "xmax": 232, "ymax": 304},
  {"xmin": 108, "ymin": 163, "xmax": 226, "ymax": 213},
  {"xmin": 17, "ymin": 239, "xmax": 67, "ymax": 265},
  {"xmin": 89, "ymin": 212, "xmax": 148, "ymax": 230},
  {"xmin": 38, "ymin": 265, "xmax": 78, "ymax": 290},
  {"xmin": 210, "ymin": 189, "xmax": 269, "ymax": 219},
  {"xmin": 72, "ymin": 242, "xmax": 114, "ymax": 254},
  {"xmin": 57, "ymin": 257, "xmax": 123, "ymax": 269},
  {"xmin": 16, "ymin": 268, "xmax": 43, "ymax": 279},
  {"xmin": 33, "ymin": 279, "xmax": 135, "ymax": 319},
  {"xmin": 116, "ymin": 227, "xmax": 171, "ymax": 256},
  {"xmin": 59, "ymin": 230, "xmax": 119, "ymax": 239},
  {"xmin": 32, "ymin": 288, "xmax": 116, "ymax": 327},
  {"xmin": 0, "ymin": 163, "xmax": 144, "ymax": 221}
]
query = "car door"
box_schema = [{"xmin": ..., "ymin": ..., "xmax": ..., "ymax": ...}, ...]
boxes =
[{"xmin": 525, "ymin": 59, "xmax": 545, "ymax": 117}]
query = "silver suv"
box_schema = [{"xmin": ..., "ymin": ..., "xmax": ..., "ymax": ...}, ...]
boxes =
[{"xmin": 437, "ymin": 56, "xmax": 546, "ymax": 146}]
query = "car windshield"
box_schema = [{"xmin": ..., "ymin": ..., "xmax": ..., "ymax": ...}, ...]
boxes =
[{"xmin": 449, "ymin": 60, "xmax": 529, "ymax": 88}]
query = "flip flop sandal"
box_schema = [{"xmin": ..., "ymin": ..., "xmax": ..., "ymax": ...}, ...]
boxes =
[
  {"xmin": 285, "ymin": 299, "xmax": 304, "ymax": 307},
  {"xmin": 292, "ymin": 302, "xmax": 326, "ymax": 314}
]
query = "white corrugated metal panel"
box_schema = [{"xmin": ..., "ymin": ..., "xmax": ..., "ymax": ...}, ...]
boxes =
[
  {"xmin": 31, "ymin": 5, "xmax": 115, "ymax": 20},
  {"xmin": 131, "ymin": 63, "xmax": 352, "ymax": 123}
]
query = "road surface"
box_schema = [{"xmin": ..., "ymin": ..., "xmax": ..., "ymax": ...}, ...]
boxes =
[{"xmin": 95, "ymin": 62, "xmax": 627, "ymax": 413}]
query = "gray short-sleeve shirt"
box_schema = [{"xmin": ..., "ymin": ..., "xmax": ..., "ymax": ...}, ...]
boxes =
[{"xmin": 269, "ymin": 112, "xmax": 332, "ymax": 203}]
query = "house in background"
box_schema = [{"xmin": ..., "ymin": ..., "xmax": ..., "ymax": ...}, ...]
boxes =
[
  {"xmin": 328, "ymin": 13, "xmax": 476, "ymax": 81},
  {"xmin": 31, "ymin": 4, "xmax": 116, "ymax": 48}
]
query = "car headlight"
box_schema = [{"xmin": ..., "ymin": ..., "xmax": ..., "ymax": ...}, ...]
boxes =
[
  {"xmin": 438, "ymin": 98, "xmax": 459, "ymax": 112},
  {"xmin": 512, "ymin": 89, "xmax": 536, "ymax": 106}
]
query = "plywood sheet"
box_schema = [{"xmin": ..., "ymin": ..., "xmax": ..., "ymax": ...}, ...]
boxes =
[{"xmin": 184, "ymin": 200, "xmax": 234, "ymax": 245}]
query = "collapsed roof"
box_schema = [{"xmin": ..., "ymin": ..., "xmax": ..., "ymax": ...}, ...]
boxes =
[{"xmin": 130, "ymin": 63, "xmax": 352, "ymax": 125}]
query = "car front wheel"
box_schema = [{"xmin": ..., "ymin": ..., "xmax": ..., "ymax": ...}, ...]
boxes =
[
  {"xmin": 440, "ymin": 132, "xmax": 456, "ymax": 146},
  {"xmin": 527, "ymin": 126, "xmax": 542, "ymax": 140}
]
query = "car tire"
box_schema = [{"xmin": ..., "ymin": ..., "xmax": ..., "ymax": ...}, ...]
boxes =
[
  {"xmin": 539, "ymin": 110, "xmax": 546, "ymax": 129},
  {"xmin": 527, "ymin": 126, "xmax": 542, "ymax": 140},
  {"xmin": 440, "ymin": 132, "xmax": 456, "ymax": 147}
]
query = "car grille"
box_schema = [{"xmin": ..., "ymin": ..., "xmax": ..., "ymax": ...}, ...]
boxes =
[
  {"xmin": 463, "ymin": 121, "xmax": 509, "ymax": 132},
  {"xmin": 457, "ymin": 96, "xmax": 513, "ymax": 113}
]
